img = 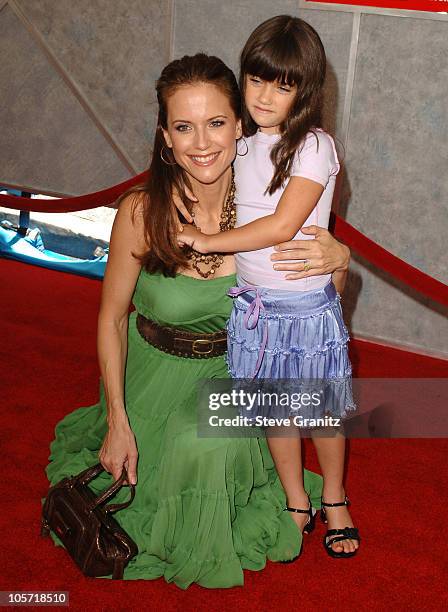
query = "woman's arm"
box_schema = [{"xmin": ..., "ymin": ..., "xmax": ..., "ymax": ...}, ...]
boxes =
[
  {"xmin": 179, "ymin": 177, "xmax": 324, "ymax": 253},
  {"xmin": 97, "ymin": 193, "xmax": 147, "ymax": 482},
  {"xmin": 270, "ymin": 225, "xmax": 350, "ymax": 281}
]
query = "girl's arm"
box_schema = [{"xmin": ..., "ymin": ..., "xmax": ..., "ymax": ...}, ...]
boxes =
[
  {"xmin": 331, "ymin": 269, "xmax": 347, "ymax": 294},
  {"xmin": 179, "ymin": 176, "xmax": 324, "ymax": 253}
]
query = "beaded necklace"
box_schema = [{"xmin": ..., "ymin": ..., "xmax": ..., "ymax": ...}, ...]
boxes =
[{"xmin": 187, "ymin": 167, "xmax": 236, "ymax": 279}]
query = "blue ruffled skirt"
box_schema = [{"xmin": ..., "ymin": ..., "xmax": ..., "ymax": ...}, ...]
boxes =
[{"xmin": 226, "ymin": 278, "xmax": 356, "ymax": 420}]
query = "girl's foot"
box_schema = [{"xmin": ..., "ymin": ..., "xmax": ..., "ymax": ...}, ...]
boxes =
[
  {"xmin": 321, "ymin": 487, "xmax": 360, "ymax": 555},
  {"xmin": 285, "ymin": 491, "xmax": 315, "ymax": 533},
  {"xmin": 281, "ymin": 492, "xmax": 317, "ymax": 564}
]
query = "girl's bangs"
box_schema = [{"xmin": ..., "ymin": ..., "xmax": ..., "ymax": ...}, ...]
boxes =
[{"xmin": 243, "ymin": 45, "xmax": 301, "ymax": 86}]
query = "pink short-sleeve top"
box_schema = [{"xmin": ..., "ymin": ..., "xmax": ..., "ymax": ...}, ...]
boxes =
[{"xmin": 234, "ymin": 128, "xmax": 340, "ymax": 291}]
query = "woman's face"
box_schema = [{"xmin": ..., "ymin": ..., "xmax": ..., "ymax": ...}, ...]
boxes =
[{"xmin": 162, "ymin": 82, "xmax": 242, "ymax": 185}]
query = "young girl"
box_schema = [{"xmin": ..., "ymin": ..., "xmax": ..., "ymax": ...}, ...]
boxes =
[{"xmin": 178, "ymin": 16, "xmax": 360, "ymax": 559}]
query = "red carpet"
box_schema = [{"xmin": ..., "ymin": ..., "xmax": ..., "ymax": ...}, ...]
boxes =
[{"xmin": 1, "ymin": 258, "xmax": 447, "ymax": 611}]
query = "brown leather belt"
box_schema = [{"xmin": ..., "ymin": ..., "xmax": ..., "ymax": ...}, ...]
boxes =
[{"xmin": 136, "ymin": 312, "xmax": 227, "ymax": 358}]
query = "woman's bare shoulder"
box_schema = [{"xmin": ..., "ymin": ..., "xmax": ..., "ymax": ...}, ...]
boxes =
[
  {"xmin": 99, "ymin": 191, "xmax": 149, "ymax": 318},
  {"xmin": 114, "ymin": 190, "xmax": 149, "ymax": 250}
]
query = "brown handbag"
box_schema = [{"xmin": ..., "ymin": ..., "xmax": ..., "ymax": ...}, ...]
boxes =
[{"xmin": 41, "ymin": 463, "xmax": 138, "ymax": 579}]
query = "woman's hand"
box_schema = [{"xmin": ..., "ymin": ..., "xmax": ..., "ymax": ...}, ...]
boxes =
[
  {"xmin": 99, "ymin": 421, "xmax": 138, "ymax": 485},
  {"xmin": 271, "ymin": 225, "xmax": 350, "ymax": 280}
]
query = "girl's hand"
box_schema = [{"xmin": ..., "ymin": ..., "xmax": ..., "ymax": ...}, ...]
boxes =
[
  {"xmin": 99, "ymin": 421, "xmax": 138, "ymax": 485},
  {"xmin": 177, "ymin": 224, "xmax": 209, "ymax": 252},
  {"xmin": 270, "ymin": 225, "xmax": 350, "ymax": 280}
]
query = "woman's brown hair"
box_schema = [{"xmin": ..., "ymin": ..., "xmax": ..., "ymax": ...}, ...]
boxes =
[
  {"xmin": 240, "ymin": 15, "xmax": 326, "ymax": 194},
  {"xmin": 116, "ymin": 53, "xmax": 241, "ymax": 276}
]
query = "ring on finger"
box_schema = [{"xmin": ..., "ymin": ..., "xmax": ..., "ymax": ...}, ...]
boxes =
[{"xmin": 303, "ymin": 259, "xmax": 311, "ymax": 272}]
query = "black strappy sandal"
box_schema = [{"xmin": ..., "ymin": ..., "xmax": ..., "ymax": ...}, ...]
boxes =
[
  {"xmin": 280, "ymin": 494, "xmax": 316, "ymax": 563},
  {"xmin": 321, "ymin": 496, "xmax": 361, "ymax": 558}
]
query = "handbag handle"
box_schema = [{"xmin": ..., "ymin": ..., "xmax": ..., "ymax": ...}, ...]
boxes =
[
  {"xmin": 78, "ymin": 463, "xmax": 136, "ymax": 514},
  {"xmin": 77, "ymin": 462, "xmax": 105, "ymax": 485}
]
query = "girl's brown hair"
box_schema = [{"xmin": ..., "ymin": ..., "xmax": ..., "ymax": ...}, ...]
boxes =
[
  {"xmin": 240, "ymin": 15, "xmax": 326, "ymax": 194},
  {"xmin": 116, "ymin": 53, "xmax": 241, "ymax": 277}
]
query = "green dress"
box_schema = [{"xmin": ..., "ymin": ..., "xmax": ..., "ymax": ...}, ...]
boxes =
[{"xmin": 45, "ymin": 269, "xmax": 323, "ymax": 589}]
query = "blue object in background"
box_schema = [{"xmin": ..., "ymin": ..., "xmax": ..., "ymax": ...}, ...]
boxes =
[{"xmin": 0, "ymin": 221, "xmax": 108, "ymax": 280}]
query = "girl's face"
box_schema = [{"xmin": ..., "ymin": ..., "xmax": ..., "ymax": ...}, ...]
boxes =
[
  {"xmin": 163, "ymin": 82, "xmax": 242, "ymax": 185},
  {"xmin": 244, "ymin": 74, "xmax": 297, "ymax": 134}
]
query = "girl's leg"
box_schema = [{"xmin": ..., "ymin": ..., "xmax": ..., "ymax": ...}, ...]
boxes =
[
  {"xmin": 311, "ymin": 431, "xmax": 359, "ymax": 554},
  {"xmin": 266, "ymin": 426, "xmax": 310, "ymax": 532}
]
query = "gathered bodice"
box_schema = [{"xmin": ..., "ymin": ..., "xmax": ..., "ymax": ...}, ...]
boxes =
[{"xmin": 131, "ymin": 268, "xmax": 237, "ymax": 333}]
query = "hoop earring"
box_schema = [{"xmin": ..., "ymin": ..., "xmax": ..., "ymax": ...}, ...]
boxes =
[
  {"xmin": 236, "ymin": 137, "xmax": 248, "ymax": 157},
  {"xmin": 160, "ymin": 146, "xmax": 177, "ymax": 165}
]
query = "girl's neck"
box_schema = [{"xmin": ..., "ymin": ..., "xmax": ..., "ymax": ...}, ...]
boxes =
[
  {"xmin": 189, "ymin": 167, "xmax": 232, "ymax": 219},
  {"xmin": 259, "ymin": 125, "xmax": 281, "ymax": 135}
]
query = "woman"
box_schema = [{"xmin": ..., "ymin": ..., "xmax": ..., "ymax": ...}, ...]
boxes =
[{"xmin": 44, "ymin": 54, "xmax": 350, "ymax": 589}]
